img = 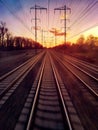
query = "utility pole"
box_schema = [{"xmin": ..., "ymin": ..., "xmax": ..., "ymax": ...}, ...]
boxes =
[
  {"xmin": 55, "ymin": 29, "xmax": 57, "ymax": 46},
  {"xmin": 30, "ymin": 5, "xmax": 47, "ymax": 42},
  {"xmin": 43, "ymin": 30, "xmax": 48, "ymax": 48},
  {"xmin": 54, "ymin": 5, "xmax": 71, "ymax": 44},
  {"xmin": 41, "ymin": 29, "xmax": 44, "ymax": 44},
  {"xmin": 48, "ymin": 0, "xmax": 50, "ymax": 28}
]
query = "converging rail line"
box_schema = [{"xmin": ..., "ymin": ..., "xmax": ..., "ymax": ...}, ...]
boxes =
[
  {"xmin": 0, "ymin": 50, "xmax": 97, "ymax": 130},
  {"xmin": 64, "ymin": 55, "xmax": 98, "ymax": 80},
  {"xmin": 0, "ymin": 52, "xmax": 44, "ymax": 100},
  {"xmin": 26, "ymin": 53, "xmax": 73, "ymax": 130},
  {"xmin": 50, "ymin": 50, "xmax": 98, "ymax": 130},
  {"xmin": 56, "ymin": 52, "xmax": 98, "ymax": 79},
  {"xmin": 63, "ymin": 54, "xmax": 98, "ymax": 71},
  {"xmin": 53, "ymin": 51, "xmax": 98, "ymax": 99},
  {"xmin": 24, "ymin": 52, "xmax": 84, "ymax": 130},
  {"xmin": 0, "ymin": 52, "xmax": 45, "ymax": 129}
]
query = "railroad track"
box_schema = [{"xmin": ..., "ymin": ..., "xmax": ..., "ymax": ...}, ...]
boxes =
[
  {"xmin": 50, "ymin": 51, "xmax": 98, "ymax": 130},
  {"xmin": 0, "ymin": 50, "xmax": 97, "ymax": 130},
  {"xmin": 0, "ymin": 51, "xmax": 44, "ymax": 81},
  {"xmin": 0, "ymin": 52, "xmax": 45, "ymax": 129},
  {"xmin": 64, "ymin": 54, "xmax": 98, "ymax": 70},
  {"xmin": 25, "ymin": 53, "xmax": 84, "ymax": 130},
  {"xmin": 0, "ymin": 51, "xmax": 79, "ymax": 130},
  {"xmin": 0, "ymin": 52, "xmax": 45, "ymax": 106},
  {"xmin": 52, "ymin": 51, "xmax": 98, "ymax": 99},
  {"xmin": 63, "ymin": 55, "xmax": 98, "ymax": 79},
  {"xmin": 54, "ymin": 52, "xmax": 98, "ymax": 79},
  {"xmin": 0, "ymin": 50, "xmax": 83, "ymax": 130}
]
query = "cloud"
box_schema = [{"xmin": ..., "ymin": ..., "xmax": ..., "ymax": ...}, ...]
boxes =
[
  {"xmin": 55, "ymin": 32, "xmax": 65, "ymax": 36},
  {"xmin": 49, "ymin": 28, "xmax": 66, "ymax": 36}
]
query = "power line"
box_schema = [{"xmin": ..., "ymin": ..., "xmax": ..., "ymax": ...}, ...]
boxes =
[
  {"xmin": 30, "ymin": 4, "xmax": 47, "ymax": 42},
  {"xmin": 68, "ymin": 24, "xmax": 98, "ymax": 41},
  {"xmin": 0, "ymin": 0, "xmax": 35, "ymax": 37},
  {"xmin": 70, "ymin": 1, "xmax": 98, "ymax": 27},
  {"xmin": 54, "ymin": 5, "xmax": 71, "ymax": 44}
]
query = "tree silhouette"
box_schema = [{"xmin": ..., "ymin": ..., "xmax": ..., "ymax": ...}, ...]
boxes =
[{"xmin": 0, "ymin": 21, "xmax": 8, "ymax": 47}]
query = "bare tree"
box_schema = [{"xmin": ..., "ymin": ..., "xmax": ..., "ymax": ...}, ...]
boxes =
[
  {"xmin": 76, "ymin": 35, "xmax": 85, "ymax": 45},
  {"xmin": 0, "ymin": 21, "xmax": 8, "ymax": 47}
]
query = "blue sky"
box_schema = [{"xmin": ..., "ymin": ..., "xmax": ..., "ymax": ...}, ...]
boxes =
[{"xmin": 0, "ymin": 0, "xmax": 98, "ymax": 47}]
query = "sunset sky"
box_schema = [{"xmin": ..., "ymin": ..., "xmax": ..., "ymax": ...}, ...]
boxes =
[{"xmin": 0, "ymin": 0, "xmax": 98, "ymax": 47}]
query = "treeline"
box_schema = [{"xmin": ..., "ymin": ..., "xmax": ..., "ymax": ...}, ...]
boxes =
[
  {"xmin": 0, "ymin": 21, "xmax": 43, "ymax": 50},
  {"xmin": 54, "ymin": 35, "xmax": 98, "ymax": 54},
  {"xmin": 54, "ymin": 35, "xmax": 98, "ymax": 64}
]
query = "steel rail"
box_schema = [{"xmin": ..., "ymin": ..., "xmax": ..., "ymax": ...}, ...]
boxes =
[
  {"xmin": 26, "ymin": 56, "xmax": 45, "ymax": 130},
  {"xmin": 55, "ymin": 55, "xmax": 98, "ymax": 98},
  {"xmin": 50, "ymin": 56, "xmax": 73, "ymax": 130},
  {"xmin": 54, "ymin": 51, "xmax": 98, "ymax": 75},
  {"xmin": 64, "ymin": 54, "xmax": 98, "ymax": 72},
  {"xmin": 65, "ymin": 58, "xmax": 98, "ymax": 81},
  {"xmin": 0, "ymin": 52, "xmax": 44, "ymax": 81},
  {"xmin": 52, "ymin": 51, "xmax": 98, "ymax": 81},
  {"xmin": 27, "ymin": 54, "xmax": 72, "ymax": 130},
  {"xmin": 0, "ymin": 53, "xmax": 44, "ymax": 99}
]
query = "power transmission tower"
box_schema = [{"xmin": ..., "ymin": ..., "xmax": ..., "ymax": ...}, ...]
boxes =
[
  {"xmin": 43, "ymin": 30, "xmax": 48, "ymax": 47},
  {"xmin": 54, "ymin": 5, "xmax": 71, "ymax": 44},
  {"xmin": 41, "ymin": 29, "xmax": 44, "ymax": 45},
  {"xmin": 55, "ymin": 29, "xmax": 57, "ymax": 46},
  {"xmin": 30, "ymin": 5, "xmax": 47, "ymax": 42}
]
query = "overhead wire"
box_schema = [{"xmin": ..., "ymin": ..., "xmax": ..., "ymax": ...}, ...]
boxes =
[
  {"xmin": 67, "ymin": 0, "xmax": 98, "ymax": 41},
  {"xmin": 18, "ymin": 0, "xmax": 27, "ymax": 26},
  {"xmin": 68, "ymin": 0, "xmax": 90, "ymax": 34},
  {"xmin": 70, "ymin": 0, "xmax": 97, "ymax": 27},
  {"xmin": 0, "ymin": 0, "xmax": 44, "ymax": 42},
  {"xmin": 0, "ymin": 0, "xmax": 35, "ymax": 37},
  {"xmin": 53, "ymin": 0, "xmax": 98, "ymax": 43},
  {"xmin": 68, "ymin": 23, "xmax": 98, "ymax": 41},
  {"xmin": 69, "ymin": 0, "xmax": 80, "ymax": 20},
  {"xmin": 1, "ymin": 0, "xmax": 98, "ymax": 44}
]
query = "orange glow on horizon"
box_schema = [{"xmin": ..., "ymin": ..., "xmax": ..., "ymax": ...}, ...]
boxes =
[
  {"xmin": 13, "ymin": 25, "xmax": 98, "ymax": 48},
  {"xmin": 67, "ymin": 26, "xmax": 98, "ymax": 44},
  {"xmin": 3, "ymin": 1, "xmax": 98, "ymax": 48}
]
